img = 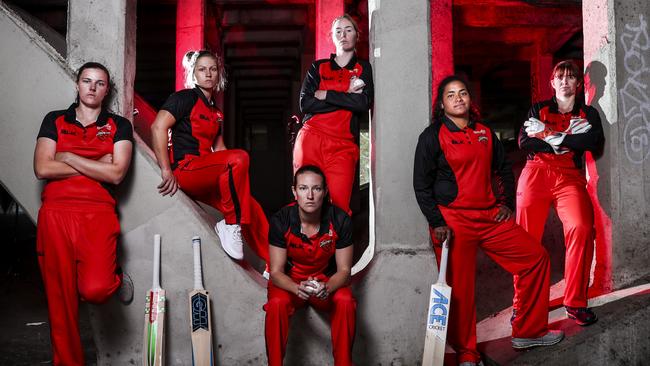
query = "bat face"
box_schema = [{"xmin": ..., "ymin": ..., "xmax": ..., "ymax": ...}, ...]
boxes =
[
  {"xmin": 422, "ymin": 283, "xmax": 451, "ymax": 366},
  {"xmin": 189, "ymin": 290, "xmax": 213, "ymax": 366},
  {"xmin": 144, "ymin": 289, "xmax": 166, "ymax": 366},
  {"xmin": 191, "ymin": 291, "xmax": 210, "ymax": 332}
]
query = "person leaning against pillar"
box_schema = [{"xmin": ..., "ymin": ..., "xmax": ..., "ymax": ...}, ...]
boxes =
[
  {"xmin": 33, "ymin": 61, "xmax": 135, "ymax": 366},
  {"xmin": 413, "ymin": 75, "xmax": 564, "ymax": 366},
  {"xmin": 517, "ymin": 59, "xmax": 604, "ymax": 326},
  {"xmin": 293, "ymin": 13, "xmax": 373, "ymax": 214},
  {"xmin": 264, "ymin": 165, "xmax": 356, "ymax": 366}
]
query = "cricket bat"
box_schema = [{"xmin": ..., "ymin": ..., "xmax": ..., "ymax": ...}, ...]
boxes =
[
  {"xmin": 189, "ymin": 236, "xmax": 214, "ymax": 366},
  {"xmin": 143, "ymin": 234, "xmax": 165, "ymax": 366},
  {"xmin": 422, "ymin": 238, "xmax": 451, "ymax": 366}
]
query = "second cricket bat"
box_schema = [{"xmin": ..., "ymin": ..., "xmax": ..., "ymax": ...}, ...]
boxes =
[
  {"xmin": 422, "ymin": 238, "xmax": 451, "ymax": 366},
  {"xmin": 143, "ymin": 234, "xmax": 165, "ymax": 366},
  {"xmin": 189, "ymin": 236, "xmax": 214, "ymax": 366}
]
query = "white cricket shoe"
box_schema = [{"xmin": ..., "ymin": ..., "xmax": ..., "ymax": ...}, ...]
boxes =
[{"xmin": 215, "ymin": 219, "xmax": 244, "ymax": 260}]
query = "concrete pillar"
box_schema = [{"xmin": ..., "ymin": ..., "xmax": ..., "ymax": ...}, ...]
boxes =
[
  {"xmin": 583, "ymin": 0, "xmax": 617, "ymax": 295},
  {"xmin": 352, "ymin": 1, "xmax": 434, "ymax": 364},
  {"xmin": 315, "ymin": 0, "xmax": 344, "ymax": 59},
  {"xmin": 430, "ymin": 0, "xmax": 454, "ymax": 101},
  {"xmin": 67, "ymin": 0, "xmax": 136, "ymax": 119},
  {"xmin": 530, "ymin": 49, "xmax": 553, "ymax": 103},
  {"xmin": 610, "ymin": 0, "xmax": 650, "ymax": 288},
  {"xmin": 176, "ymin": 0, "xmax": 205, "ymax": 91}
]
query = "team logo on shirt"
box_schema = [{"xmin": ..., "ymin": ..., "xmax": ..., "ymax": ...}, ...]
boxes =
[
  {"xmin": 96, "ymin": 124, "xmax": 112, "ymax": 141},
  {"xmin": 478, "ymin": 136, "xmax": 489, "ymax": 144},
  {"xmin": 473, "ymin": 129, "xmax": 486, "ymax": 134}
]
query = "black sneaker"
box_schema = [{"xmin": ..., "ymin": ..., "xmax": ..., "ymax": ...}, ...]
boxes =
[
  {"xmin": 565, "ymin": 306, "xmax": 598, "ymax": 326},
  {"xmin": 117, "ymin": 272, "xmax": 134, "ymax": 305}
]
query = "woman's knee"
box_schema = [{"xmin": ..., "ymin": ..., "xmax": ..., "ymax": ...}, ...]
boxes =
[
  {"xmin": 332, "ymin": 288, "xmax": 356, "ymax": 308},
  {"xmin": 79, "ymin": 280, "xmax": 116, "ymax": 304}
]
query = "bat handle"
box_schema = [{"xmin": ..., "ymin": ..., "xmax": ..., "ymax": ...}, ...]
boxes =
[
  {"xmin": 436, "ymin": 238, "xmax": 449, "ymax": 285},
  {"xmin": 192, "ymin": 236, "xmax": 204, "ymax": 290},
  {"xmin": 153, "ymin": 234, "xmax": 161, "ymax": 290}
]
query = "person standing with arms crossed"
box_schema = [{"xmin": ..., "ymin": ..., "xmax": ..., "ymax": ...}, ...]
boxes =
[
  {"xmin": 517, "ymin": 60, "xmax": 604, "ymax": 326},
  {"xmin": 34, "ymin": 62, "xmax": 134, "ymax": 366},
  {"xmin": 414, "ymin": 76, "xmax": 564, "ymax": 366},
  {"xmin": 294, "ymin": 14, "xmax": 373, "ymax": 214}
]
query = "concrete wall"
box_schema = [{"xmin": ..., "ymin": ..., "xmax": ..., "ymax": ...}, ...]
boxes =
[{"xmin": 611, "ymin": 0, "xmax": 650, "ymax": 287}]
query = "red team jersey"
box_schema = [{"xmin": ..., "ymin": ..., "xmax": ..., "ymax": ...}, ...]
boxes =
[
  {"xmin": 299, "ymin": 54, "xmax": 373, "ymax": 141},
  {"xmin": 268, "ymin": 202, "xmax": 352, "ymax": 281},
  {"xmin": 161, "ymin": 87, "xmax": 225, "ymax": 169},
  {"xmin": 37, "ymin": 104, "xmax": 133, "ymax": 207}
]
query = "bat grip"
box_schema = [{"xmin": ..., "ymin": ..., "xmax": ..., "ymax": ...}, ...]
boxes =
[
  {"xmin": 436, "ymin": 238, "xmax": 449, "ymax": 285},
  {"xmin": 153, "ymin": 234, "xmax": 161, "ymax": 289},
  {"xmin": 192, "ymin": 236, "xmax": 204, "ymax": 290}
]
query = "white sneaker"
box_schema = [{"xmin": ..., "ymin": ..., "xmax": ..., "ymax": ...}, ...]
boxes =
[{"xmin": 215, "ymin": 219, "xmax": 244, "ymax": 260}]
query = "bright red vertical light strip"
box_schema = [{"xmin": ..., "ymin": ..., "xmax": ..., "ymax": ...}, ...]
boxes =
[
  {"xmin": 315, "ymin": 0, "xmax": 344, "ymax": 60},
  {"xmin": 176, "ymin": 0, "xmax": 205, "ymax": 91}
]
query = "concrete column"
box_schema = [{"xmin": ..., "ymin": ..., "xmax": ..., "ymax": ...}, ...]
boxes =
[
  {"xmin": 67, "ymin": 0, "xmax": 136, "ymax": 119},
  {"xmin": 352, "ymin": 1, "xmax": 434, "ymax": 364},
  {"xmin": 176, "ymin": 0, "xmax": 205, "ymax": 91},
  {"xmin": 530, "ymin": 49, "xmax": 553, "ymax": 102},
  {"xmin": 430, "ymin": 0, "xmax": 454, "ymax": 101},
  {"xmin": 315, "ymin": 0, "xmax": 344, "ymax": 59},
  {"xmin": 610, "ymin": 0, "xmax": 650, "ymax": 288},
  {"xmin": 583, "ymin": 0, "xmax": 617, "ymax": 295}
]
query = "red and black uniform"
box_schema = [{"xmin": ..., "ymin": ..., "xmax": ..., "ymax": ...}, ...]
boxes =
[
  {"xmin": 36, "ymin": 104, "xmax": 133, "ymax": 366},
  {"xmin": 294, "ymin": 53, "xmax": 373, "ymax": 213},
  {"xmin": 161, "ymin": 87, "xmax": 268, "ymax": 261},
  {"xmin": 413, "ymin": 116, "xmax": 551, "ymax": 364},
  {"xmin": 517, "ymin": 97, "xmax": 604, "ymax": 308},
  {"xmin": 264, "ymin": 202, "xmax": 355, "ymax": 366}
]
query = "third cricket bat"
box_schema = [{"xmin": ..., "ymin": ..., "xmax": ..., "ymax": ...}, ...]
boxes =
[
  {"xmin": 143, "ymin": 234, "xmax": 165, "ymax": 366},
  {"xmin": 422, "ymin": 238, "xmax": 451, "ymax": 366},
  {"xmin": 189, "ymin": 236, "xmax": 214, "ymax": 366}
]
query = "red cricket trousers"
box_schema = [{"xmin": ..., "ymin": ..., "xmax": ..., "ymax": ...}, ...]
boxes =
[
  {"xmin": 174, "ymin": 149, "xmax": 269, "ymax": 262},
  {"xmin": 37, "ymin": 204, "xmax": 122, "ymax": 366},
  {"xmin": 293, "ymin": 127, "xmax": 359, "ymax": 214},
  {"xmin": 264, "ymin": 282, "xmax": 356, "ymax": 366},
  {"xmin": 516, "ymin": 164, "xmax": 595, "ymax": 307},
  {"xmin": 432, "ymin": 206, "xmax": 551, "ymax": 364}
]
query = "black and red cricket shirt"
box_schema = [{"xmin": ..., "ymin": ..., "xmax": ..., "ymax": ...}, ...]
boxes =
[
  {"xmin": 413, "ymin": 116, "xmax": 515, "ymax": 228},
  {"xmin": 269, "ymin": 202, "xmax": 352, "ymax": 281},
  {"xmin": 37, "ymin": 103, "xmax": 133, "ymax": 206},
  {"xmin": 161, "ymin": 87, "xmax": 224, "ymax": 169},
  {"xmin": 519, "ymin": 97, "xmax": 604, "ymax": 169},
  {"xmin": 299, "ymin": 53, "xmax": 373, "ymax": 141}
]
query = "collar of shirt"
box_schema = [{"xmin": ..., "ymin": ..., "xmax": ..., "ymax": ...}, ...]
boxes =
[
  {"xmin": 193, "ymin": 86, "xmax": 215, "ymax": 108},
  {"xmin": 63, "ymin": 103, "xmax": 109, "ymax": 127},
  {"xmin": 288, "ymin": 202, "xmax": 333, "ymax": 240},
  {"xmin": 329, "ymin": 53, "xmax": 358, "ymax": 71},
  {"xmin": 549, "ymin": 96, "xmax": 583, "ymax": 115},
  {"xmin": 440, "ymin": 114, "xmax": 477, "ymax": 132}
]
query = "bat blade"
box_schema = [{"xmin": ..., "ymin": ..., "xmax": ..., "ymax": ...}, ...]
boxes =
[
  {"xmin": 422, "ymin": 238, "xmax": 451, "ymax": 366},
  {"xmin": 143, "ymin": 235, "xmax": 165, "ymax": 366},
  {"xmin": 189, "ymin": 236, "xmax": 214, "ymax": 366},
  {"xmin": 422, "ymin": 283, "xmax": 451, "ymax": 366}
]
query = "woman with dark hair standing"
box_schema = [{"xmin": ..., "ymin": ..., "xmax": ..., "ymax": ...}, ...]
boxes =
[
  {"xmin": 34, "ymin": 62, "xmax": 134, "ymax": 366},
  {"xmin": 294, "ymin": 13, "xmax": 373, "ymax": 214},
  {"xmin": 413, "ymin": 76, "xmax": 563, "ymax": 365},
  {"xmin": 517, "ymin": 60, "xmax": 604, "ymax": 326},
  {"xmin": 265, "ymin": 165, "xmax": 356, "ymax": 366},
  {"xmin": 151, "ymin": 50, "xmax": 268, "ymax": 263}
]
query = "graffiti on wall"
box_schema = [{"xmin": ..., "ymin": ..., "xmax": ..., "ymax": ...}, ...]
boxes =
[{"xmin": 619, "ymin": 14, "xmax": 650, "ymax": 163}]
